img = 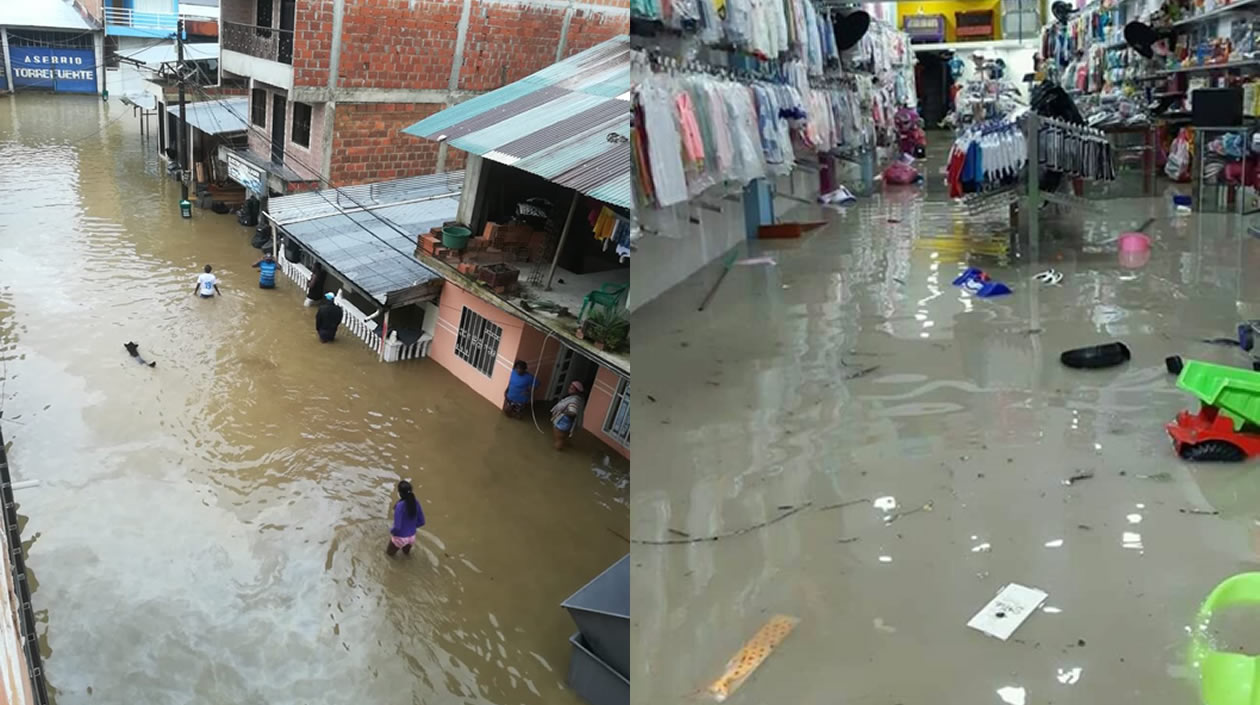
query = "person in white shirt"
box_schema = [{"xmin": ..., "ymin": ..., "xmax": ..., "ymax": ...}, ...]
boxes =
[{"xmin": 194, "ymin": 264, "xmax": 221, "ymax": 299}]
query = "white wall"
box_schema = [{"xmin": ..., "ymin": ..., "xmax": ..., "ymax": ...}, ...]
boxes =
[{"xmin": 631, "ymin": 196, "xmax": 747, "ymax": 311}]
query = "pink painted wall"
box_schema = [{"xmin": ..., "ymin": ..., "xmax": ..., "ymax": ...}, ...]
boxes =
[
  {"xmin": 430, "ymin": 280, "xmax": 629, "ymax": 458},
  {"xmin": 585, "ymin": 366, "xmax": 629, "ymax": 459},
  {"xmin": 429, "ymin": 281, "xmax": 528, "ymax": 406}
]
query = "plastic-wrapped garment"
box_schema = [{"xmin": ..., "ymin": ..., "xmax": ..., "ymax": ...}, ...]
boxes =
[
  {"xmin": 720, "ymin": 83, "xmax": 768, "ymax": 184},
  {"xmin": 725, "ymin": 0, "xmax": 752, "ymax": 48},
  {"xmin": 639, "ymin": 75, "xmax": 689, "ymax": 207},
  {"xmin": 675, "ymin": 90, "xmax": 709, "ymax": 194},
  {"xmin": 695, "ymin": 0, "xmax": 722, "ymax": 43},
  {"xmin": 684, "ymin": 79, "xmax": 719, "ymax": 195},
  {"xmin": 803, "ymin": 1, "xmax": 823, "ymax": 75},
  {"xmin": 666, "ymin": 0, "xmax": 700, "ymax": 30},
  {"xmin": 752, "ymin": 85, "xmax": 784, "ymax": 167},
  {"xmin": 631, "ymin": 0, "xmax": 661, "ymax": 19},
  {"xmin": 700, "ymin": 81, "xmax": 735, "ymax": 175}
]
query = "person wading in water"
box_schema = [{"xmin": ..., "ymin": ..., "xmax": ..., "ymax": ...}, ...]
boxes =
[
  {"xmin": 304, "ymin": 262, "xmax": 327, "ymax": 307},
  {"xmin": 315, "ymin": 292, "xmax": 343, "ymax": 342},
  {"xmin": 386, "ymin": 480, "xmax": 425, "ymax": 557},
  {"xmin": 252, "ymin": 252, "xmax": 278, "ymax": 289},
  {"xmin": 550, "ymin": 381, "xmax": 586, "ymax": 450}
]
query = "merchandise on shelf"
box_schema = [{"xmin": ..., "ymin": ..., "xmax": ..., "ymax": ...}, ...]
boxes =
[{"xmin": 632, "ymin": 4, "xmax": 918, "ymax": 209}]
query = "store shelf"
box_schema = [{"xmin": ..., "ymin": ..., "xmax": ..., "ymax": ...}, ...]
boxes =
[
  {"xmin": 910, "ymin": 38, "xmax": 1037, "ymax": 52},
  {"xmin": 1148, "ymin": 58, "xmax": 1260, "ymax": 76},
  {"xmin": 1172, "ymin": 0, "xmax": 1260, "ymax": 28}
]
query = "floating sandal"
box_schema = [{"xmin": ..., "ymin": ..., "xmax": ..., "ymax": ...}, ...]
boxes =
[{"xmin": 1033, "ymin": 269, "xmax": 1063, "ymax": 285}]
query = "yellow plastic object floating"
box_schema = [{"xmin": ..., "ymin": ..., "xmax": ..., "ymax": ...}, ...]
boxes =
[{"xmin": 707, "ymin": 615, "xmax": 799, "ymax": 702}]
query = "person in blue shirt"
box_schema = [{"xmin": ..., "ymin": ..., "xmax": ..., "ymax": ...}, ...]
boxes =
[
  {"xmin": 503, "ymin": 360, "xmax": 536, "ymax": 418},
  {"xmin": 252, "ymin": 253, "xmax": 278, "ymax": 289}
]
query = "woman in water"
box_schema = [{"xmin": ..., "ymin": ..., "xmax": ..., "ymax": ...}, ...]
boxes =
[{"xmin": 387, "ymin": 480, "xmax": 425, "ymax": 557}]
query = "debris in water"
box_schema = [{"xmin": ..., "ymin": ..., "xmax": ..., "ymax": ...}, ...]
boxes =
[
  {"xmin": 1180, "ymin": 507, "xmax": 1221, "ymax": 516},
  {"xmin": 632, "ymin": 503, "xmax": 813, "ymax": 545},
  {"xmin": 734, "ymin": 256, "xmax": 776, "ymax": 267},
  {"xmin": 873, "ymin": 617, "xmax": 896, "ymax": 633},
  {"xmin": 1077, "ymin": 524, "xmax": 1092, "ymax": 531},
  {"xmin": 1136, "ymin": 471, "xmax": 1173, "ymax": 482},
  {"xmin": 967, "ymin": 583, "xmax": 1049, "ymax": 641},
  {"xmin": 1202, "ymin": 337, "xmax": 1241, "ymax": 347},
  {"xmin": 1060, "ymin": 342, "xmax": 1131, "ymax": 370},
  {"xmin": 1063, "ymin": 471, "xmax": 1095, "ymax": 485},
  {"xmin": 843, "ymin": 365, "xmax": 880, "ymax": 380},
  {"xmin": 818, "ymin": 498, "xmax": 871, "ymax": 513},
  {"xmin": 885, "ymin": 500, "xmax": 933, "ymax": 524},
  {"xmin": 837, "ymin": 537, "xmax": 860, "ymax": 544},
  {"xmin": 646, "ymin": 395, "xmax": 657, "ymax": 403},
  {"xmin": 123, "ymin": 341, "xmax": 157, "ymax": 368},
  {"xmin": 667, "ymin": 528, "xmax": 690, "ymax": 538},
  {"xmin": 706, "ymin": 615, "xmax": 799, "ymax": 702}
]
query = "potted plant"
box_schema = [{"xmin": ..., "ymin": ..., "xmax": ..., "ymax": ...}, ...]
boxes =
[
  {"xmin": 581, "ymin": 308, "xmax": 610, "ymax": 344},
  {"xmin": 599, "ymin": 312, "xmax": 629, "ymax": 353}
]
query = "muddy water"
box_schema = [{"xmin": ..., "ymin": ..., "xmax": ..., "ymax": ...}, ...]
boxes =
[
  {"xmin": 0, "ymin": 95, "xmax": 628, "ymax": 705},
  {"xmin": 631, "ymin": 142, "xmax": 1260, "ymax": 703}
]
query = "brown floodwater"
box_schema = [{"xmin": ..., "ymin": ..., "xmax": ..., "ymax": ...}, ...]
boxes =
[
  {"xmin": 0, "ymin": 94, "xmax": 628, "ymax": 705},
  {"xmin": 631, "ymin": 139, "xmax": 1260, "ymax": 704}
]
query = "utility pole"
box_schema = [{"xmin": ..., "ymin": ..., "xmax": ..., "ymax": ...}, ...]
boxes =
[{"xmin": 176, "ymin": 18, "xmax": 190, "ymax": 207}]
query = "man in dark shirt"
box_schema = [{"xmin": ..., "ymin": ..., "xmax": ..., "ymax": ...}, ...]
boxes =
[{"xmin": 315, "ymin": 292, "xmax": 343, "ymax": 343}]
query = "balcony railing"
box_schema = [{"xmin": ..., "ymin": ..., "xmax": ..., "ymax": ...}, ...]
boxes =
[
  {"xmin": 103, "ymin": 7, "xmax": 179, "ymax": 31},
  {"xmin": 222, "ymin": 20, "xmax": 293, "ymax": 65}
]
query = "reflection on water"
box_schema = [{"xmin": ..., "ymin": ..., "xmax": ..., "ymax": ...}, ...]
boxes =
[{"xmin": 0, "ymin": 95, "xmax": 628, "ymax": 705}]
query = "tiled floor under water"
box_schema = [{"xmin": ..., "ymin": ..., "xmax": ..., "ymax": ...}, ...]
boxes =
[{"xmin": 631, "ymin": 159, "xmax": 1260, "ymax": 704}]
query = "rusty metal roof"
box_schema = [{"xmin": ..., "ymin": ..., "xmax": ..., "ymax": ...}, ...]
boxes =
[{"xmin": 402, "ymin": 37, "xmax": 629, "ymax": 209}]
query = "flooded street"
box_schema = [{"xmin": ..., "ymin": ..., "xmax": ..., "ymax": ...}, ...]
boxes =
[
  {"xmin": 631, "ymin": 141, "xmax": 1260, "ymax": 704},
  {"xmin": 0, "ymin": 94, "xmax": 628, "ymax": 705}
]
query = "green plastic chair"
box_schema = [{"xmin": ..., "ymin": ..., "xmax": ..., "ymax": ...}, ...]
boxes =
[
  {"xmin": 578, "ymin": 283, "xmax": 628, "ymax": 321},
  {"xmin": 1192, "ymin": 573, "xmax": 1260, "ymax": 705}
]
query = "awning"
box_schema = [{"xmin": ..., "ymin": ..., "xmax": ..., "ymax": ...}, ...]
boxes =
[
  {"xmin": 0, "ymin": 0, "xmax": 94, "ymax": 30},
  {"xmin": 266, "ymin": 172, "xmax": 464, "ymax": 305},
  {"xmin": 402, "ymin": 37, "xmax": 629, "ymax": 209},
  {"xmin": 166, "ymin": 97, "xmax": 247, "ymax": 135}
]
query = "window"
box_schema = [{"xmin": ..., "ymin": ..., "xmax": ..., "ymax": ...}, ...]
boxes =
[
  {"xmin": 251, "ymin": 88, "xmax": 266, "ymax": 127},
  {"xmin": 291, "ymin": 102, "xmax": 312, "ymax": 148},
  {"xmin": 455, "ymin": 307, "xmax": 502, "ymax": 378},
  {"xmin": 604, "ymin": 377, "xmax": 630, "ymax": 446}
]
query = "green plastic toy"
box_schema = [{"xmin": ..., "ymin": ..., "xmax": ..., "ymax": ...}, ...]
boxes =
[
  {"xmin": 1177, "ymin": 361, "xmax": 1260, "ymax": 431},
  {"xmin": 1192, "ymin": 573, "xmax": 1260, "ymax": 705}
]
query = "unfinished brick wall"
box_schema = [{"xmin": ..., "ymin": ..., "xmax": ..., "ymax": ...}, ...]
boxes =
[
  {"xmin": 337, "ymin": 0, "xmax": 462, "ymax": 91},
  {"xmin": 334, "ymin": 0, "xmax": 628, "ymax": 92},
  {"xmin": 563, "ymin": 8, "xmax": 630, "ymax": 57},
  {"xmin": 329, "ymin": 102, "xmax": 466, "ymax": 185},
  {"xmin": 294, "ymin": 0, "xmax": 335, "ymax": 87}
]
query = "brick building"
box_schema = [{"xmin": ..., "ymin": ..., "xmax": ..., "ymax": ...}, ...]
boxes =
[{"xmin": 216, "ymin": 0, "xmax": 627, "ymax": 195}]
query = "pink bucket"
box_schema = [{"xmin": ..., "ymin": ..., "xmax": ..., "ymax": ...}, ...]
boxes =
[{"xmin": 1118, "ymin": 232, "xmax": 1150, "ymax": 252}]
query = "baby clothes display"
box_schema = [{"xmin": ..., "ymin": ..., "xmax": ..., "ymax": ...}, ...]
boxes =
[{"xmin": 946, "ymin": 120, "xmax": 1028, "ymax": 198}]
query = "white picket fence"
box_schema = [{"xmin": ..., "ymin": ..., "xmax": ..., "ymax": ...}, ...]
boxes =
[{"xmin": 277, "ymin": 255, "xmax": 430, "ymax": 363}]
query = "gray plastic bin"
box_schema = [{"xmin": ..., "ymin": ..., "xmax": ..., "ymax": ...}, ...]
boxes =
[
  {"xmin": 561, "ymin": 554, "xmax": 629, "ymax": 677},
  {"xmin": 567, "ymin": 632, "xmax": 629, "ymax": 705}
]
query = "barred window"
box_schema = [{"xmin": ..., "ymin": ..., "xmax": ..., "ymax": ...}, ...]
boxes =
[
  {"xmin": 603, "ymin": 377, "xmax": 629, "ymax": 446},
  {"xmin": 455, "ymin": 307, "xmax": 502, "ymax": 378}
]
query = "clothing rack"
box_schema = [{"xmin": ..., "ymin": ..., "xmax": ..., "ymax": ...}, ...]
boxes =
[{"xmin": 1025, "ymin": 113, "xmax": 1114, "ymax": 242}]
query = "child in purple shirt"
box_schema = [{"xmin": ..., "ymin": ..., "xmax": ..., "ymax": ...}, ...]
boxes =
[{"xmin": 386, "ymin": 480, "xmax": 425, "ymax": 557}]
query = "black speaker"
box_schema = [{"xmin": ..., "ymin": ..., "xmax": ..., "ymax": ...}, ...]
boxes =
[{"xmin": 1192, "ymin": 87, "xmax": 1243, "ymax": 127}]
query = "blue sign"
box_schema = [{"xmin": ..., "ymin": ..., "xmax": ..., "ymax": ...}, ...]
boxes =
[{"xmin": 7, "ymin": 47, "xmax": 96, "ymax": 94}]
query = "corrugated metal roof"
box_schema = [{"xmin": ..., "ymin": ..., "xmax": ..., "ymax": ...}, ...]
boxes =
[
  {"xmin": 267, "ymin": 173, "xmax": 463, "ymax": 303},
  {"xmin": 403, "ymin": 37, "xmax": 628, "ymax": 209},
  {"xmin": 166, "ymin": 97, "xmax": 247, "ymax": 135},
  {"xmin": 0, "ymin": 0, "xmax": 94, "ymax": 30}
]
